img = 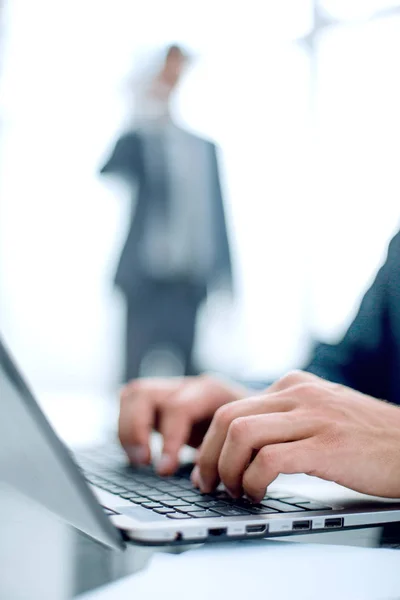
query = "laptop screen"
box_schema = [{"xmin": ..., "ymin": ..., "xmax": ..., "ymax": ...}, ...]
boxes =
[{"xmin": 0, "ymin": 337, "xmax": 123, "ymax": 549}]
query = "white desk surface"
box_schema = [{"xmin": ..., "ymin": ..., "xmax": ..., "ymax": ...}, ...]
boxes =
[{"xmin": 79, "ymin": 540, "xmax": 400, "ymax": 600}]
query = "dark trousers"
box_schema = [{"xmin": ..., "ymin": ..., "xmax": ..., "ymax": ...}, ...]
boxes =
[{"xmin": 124, "ymin": 279, "xmax": 206, "ymax": 382}]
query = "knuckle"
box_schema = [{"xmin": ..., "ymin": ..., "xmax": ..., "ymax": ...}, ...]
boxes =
[
  {"xmin": 292, "ymin": 382, "xmax": 322, "ymax": 402},
  {"xmin": 277, "ymin": 370, "xmax": 305, "ymax": 390},
  {"xmin": 199, "ymin": 374, "xmax": 217, "ymax": 387},
  {"xmin": 258, "ymin": 445, "xmax": 297, "ymax": 475},
  {"xmin": 228, "ymin": 417, "xmax": 250, "ymax": 443},
  {"xmin": 258, "ymin": 446, "xmax": 280, "ymax": 470},
  {"xmin": 166, "ymin": 394, "xmax": 185, "ymax": 410},
  {"xmin": 199, "ymin": 375, "xmax": 225, "ymax": 398},
  {"xmin": 174, "ymin": 379, "xmax": 206, "ymax": 405},
  {"xmin": 214, "ymin": 404, "xmax": 234, "ymax": 429},
  {"xmin": 120, "ymin": 381, "xmax": 139, "ymax": 400}
]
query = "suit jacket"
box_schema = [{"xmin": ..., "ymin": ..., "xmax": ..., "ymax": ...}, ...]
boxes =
[
  {"xmin": 100, "ymin": 129, "xmax": 232, "ymax": 298},
  {"xmin": 305, "ymin": 231, "xmax": 400, "ymax": 406}
]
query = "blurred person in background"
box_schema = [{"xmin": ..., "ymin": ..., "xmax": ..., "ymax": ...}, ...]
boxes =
[{"xmin": 100, "ymin": 45, "xmax": 233, "ymax": 382}]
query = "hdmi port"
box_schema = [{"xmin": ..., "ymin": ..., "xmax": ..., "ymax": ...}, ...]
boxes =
[
  {"xmin": 246, "ymin": 524, "xmax": 267, "ymax": 534},
  {"xmin": 293, "ymin": 520, "xmax": 311, "ymax": 531}
]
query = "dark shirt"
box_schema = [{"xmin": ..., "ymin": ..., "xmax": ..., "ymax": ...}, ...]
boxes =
[
  {"xmin": 305, "ymin": 231, "xmax": 400, "ymax": 405},
  {"xmin": 100, "ymin": 130, "xmax": 232, "ymax": 297}
]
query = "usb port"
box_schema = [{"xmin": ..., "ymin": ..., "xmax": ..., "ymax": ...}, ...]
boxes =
[
  {"xmin": 246, "ymin": 524, "xmax": 267, "ymax": 534},
  {"xmin": 324, "ymin": 518, "xmax": 343, "ymax": 529},
  {"xmin": 293, "ymin": 520, "xmax": 311, "ymax": 531},
  {"xmin": 208, "ymin": 528, "xmax": 227, "ymax": 537}
]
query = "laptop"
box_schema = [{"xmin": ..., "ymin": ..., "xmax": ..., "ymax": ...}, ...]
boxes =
[{"xmin": 1, "ymin": 336, "xmax": 400, "ymax": 549}]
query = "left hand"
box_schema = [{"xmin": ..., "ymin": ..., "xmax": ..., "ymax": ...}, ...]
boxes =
[{"xmin": 192, "ymin": 371, "xmax": 400, "ymax": 501}]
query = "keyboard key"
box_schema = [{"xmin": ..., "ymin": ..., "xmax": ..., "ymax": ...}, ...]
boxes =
[
  {"xmin": 187, "ymin": 510, "xmax": 221, "ymax": 519},
  {"xmin": 175, "ymin": 480, "xmax": 195, "ymax": 490},
  {"xmin": 153, "ymin": 484, "xmax": 182, "ymax": 493},
  {"xmin": 173, "ymin": 491, "xmax": 201, "ymax": 499},
  {"xmin": 247, "ymin": 506, "xmax": 278, "ymax": 515},
  {"xmin": 265, "ymin": 492, "xmax": 292, "ymax": 499},
  {"xmin": 296, "ymin": 502, "xmax": 332, "ymax": 511},
  {"xmin": 148, "ymin": 494, "xmax": 176, "ymax": 502},
  {"xmin": 279, "ymin": 496, "xmax": 309, "ymax": 505},
  {"xmin": 167, "ymin": 477, "xmax": 186, "ymax": 485},
  {"xmin": 173, "ymin": 504, "xmax": 204, "ymax": 514},
  {"xmin": 233, "ymin": 498, "xmax": 257, "ymax": 509},
  {"xmin": 261, "ymin": 500, "xmax": 306, "ymax": 513},
  {"xmin": 146, "ymin": 493, "xmax": 172, "ymax": 500},
  {"xmin": 166, "ymin": 513, "xmax": 192, "ymax": 519},
  {"xmin": 214, "ymin": 491, "xmax": 232, "ymax": 501},
  {"xmin": 96, "ymin": 482, "xmax": 114, "ymax": 491},
  {"xmin": 176, "ymin": 494, "xmax": 205, "ymax": 503},
  {"xmin": 128, "ymin": 497, "xmax": 150, "ymax": 505},
  {"xmin": 117, "ymin": 490, "xmax": 142, "ymax": 498},
  {"xmin": 161, "ymin": 500, "xmax": 191, "ymax": 508},
  {"xmin": 153, "ymin": 507, "xmax": 174, "ymax": 515},
  {"xmin": 105, "ymin": 474, "xmax": 131, "ymax": 485},
  {"xmin": 131, "ymin": 485, "xmax": 154, "ymax": 494},
  {"xmin": 212, "ymin": 506, "xmax": 250, "ymax": 517},
  {"xmin": 195, "ymin": 494, "xmax": 216, "ymax": 502},
  {"xmin": 85, "ymin": 476, "xmax": 105, "ymax": 485},
  {"xmin": 119, "ymin": 493, "xmax": 145, "ymax": 501},
  {"xmin": 173, "ymin": 494, "xmax": 212, "ymax": 503},
  {"xmin": 194, "ymin": 501, "xmax": 228, "ymax": 509},
  {"xmin": 101, "ymin": 484, "xmax": 127, "ymax": 493},
  {"xmin": 109, "ymin": 480, "xmax": 130, "ymax": 489},
  {"xmin": 141, "ymin": 502, "xmax": 164, "ymax": 509},
  {"xmin": 145, "ymin": 494, "xmax": 175, "ymax": 502},
  {"xmin": 128, "ymin": 475, "xmax": 148, "ymax": 484}
]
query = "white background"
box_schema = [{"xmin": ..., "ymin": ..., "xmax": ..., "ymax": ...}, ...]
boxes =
[{"xmin": 1, "ymin": 0, "xmax": 400, "ymax": 395}]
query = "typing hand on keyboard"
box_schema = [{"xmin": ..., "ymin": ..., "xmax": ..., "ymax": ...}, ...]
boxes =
[
  {"xmin": 193, "ymin": 371, "xmax": 400, "ymax": 501},
  {"xmin": 77, "ymin": 445, "xmax": 331, "ymax": 521},
  {"xmin": 119, "ymin": 376, "xmax": 249, "ymax": 476}
]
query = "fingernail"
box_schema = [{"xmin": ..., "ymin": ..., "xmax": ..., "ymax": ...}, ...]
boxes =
[
  {"xmin": 191, "ymin": 465, "xmax": 209, "ymax": 492},
  {"xmin": 198, "ymin": 473, "xmax": 209, "ymax": 493},
  {"xmin": 157, "ymin": 454, "xmax": 175, "ymax": 474},
  {"xmin": 127, "ymin": 445, "xmax": 147, "ymax": 464},
  {"xmin": 226, "ymin": 487, "xmax": 240, "ymax": 499},
  {"xmin": 245, "ymin": 493, "xmax": 258, "ymax": 504}
]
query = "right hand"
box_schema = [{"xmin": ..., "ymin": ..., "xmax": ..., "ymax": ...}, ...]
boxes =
[{"xmin": 118, "ymin": 375, "xmax": 249, "ymax": 476}]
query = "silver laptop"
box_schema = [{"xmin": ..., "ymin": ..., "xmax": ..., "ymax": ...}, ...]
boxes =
[{"xmin": 1, "ymin": 337, "xmax": 400, "ymax": 549}]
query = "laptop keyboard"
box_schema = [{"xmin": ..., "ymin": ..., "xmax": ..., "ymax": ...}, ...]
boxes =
[{"xmin": 75, "ymin": 445, "xmax": 333, "ymax": 520}]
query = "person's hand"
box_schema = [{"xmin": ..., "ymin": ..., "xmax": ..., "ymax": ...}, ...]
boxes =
[
  {"xmin": 192, "ymin": 371, "xmax": 400, "ymax": 500},
  {"xmin": 118, "ymin": 375, "xmax": 249, "ymax": 476}
]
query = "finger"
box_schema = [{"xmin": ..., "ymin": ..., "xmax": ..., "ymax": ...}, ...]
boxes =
[
  {"xmin": 266, "ymin": 370, "xmax": 321, "ymax": 394},
  {"xmin": 118, "ymin": 379, "xmax": 181, "ymax": 464},
  {"xmin": 156, "ymin": 380, "xmax": 223, "ymax": 474},
  {"xmin": 242, "ymin": 440, "xmax": 316, "ymax": 502},
  {"xmin": 197, "ymin": 393, "xmax": 295, "ymax": 493},
  {"xmin": 157, "ymin": 410, "xmax": 192, "ymax": 475},
  {"xmin": 118, "ymin": 389, "xmax": 155, "ymax": 464},
  {"xmin": 218, "ymin": 413, "xmax": 314, "ymax": 497}
]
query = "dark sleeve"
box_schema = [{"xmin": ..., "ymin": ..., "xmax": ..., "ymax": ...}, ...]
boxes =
[
  {"xmin": 99, "ymin": 132, "xmax": 140, "ymax": 181},
  {"xmin": 304, "ymin": 233, "xmax": 399, "ymax": 400},
  {"xmin": 211, "ymin": 144, "xmax": 233, "ymax": 283}
]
